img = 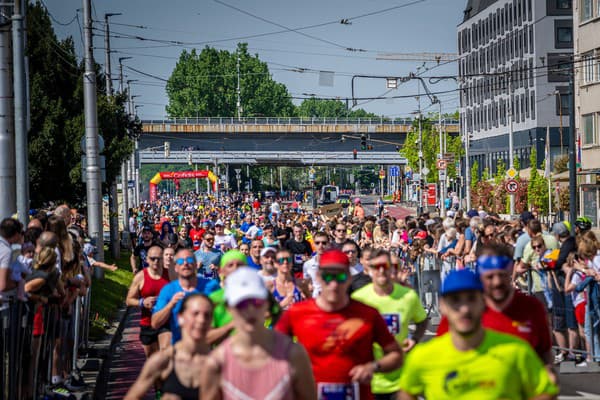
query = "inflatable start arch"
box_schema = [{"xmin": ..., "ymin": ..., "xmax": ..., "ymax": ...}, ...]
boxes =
[{"xmin": 149, "ymin": 170, "xmax": 218, "ymax": 201}]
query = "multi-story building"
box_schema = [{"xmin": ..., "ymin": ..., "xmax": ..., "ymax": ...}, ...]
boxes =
[
  {"xmin": 574, "ymin": 0, "xmax": 600, "ymax": 227},
  {"xmin": 458, "ymin": 0, "xmax": 573, "ymax": 178}
]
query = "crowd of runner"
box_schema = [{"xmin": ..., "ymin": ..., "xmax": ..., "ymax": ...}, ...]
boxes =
[{"xmin": 2, "ymin": 188, "xmax": 600, "ymax": 399}]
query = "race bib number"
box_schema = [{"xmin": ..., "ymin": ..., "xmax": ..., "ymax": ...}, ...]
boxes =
[
  {"xmin": 317, "ymin": 382, "xmax": 359, "ymax": 400},
  {"xmin": 382, "ymin": 313, "xmax": 401, "ymax": 336}
]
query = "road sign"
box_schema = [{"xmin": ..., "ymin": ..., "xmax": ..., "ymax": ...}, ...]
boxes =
[
  {"xmin": 422, "ymin": 167, "xmax": 430, "ymax": 176},
  {"xmin": 436, "ymin": 159, "xmax": 447, "ymax": 170},
  {"xmin": 506, "ymin": 167, "xmax": 518, "ymax": 179},
  {"xmin": 389, "ymin": 166, "xmax": 400, "ymax": 177},
  {"xmin": 505, "ymin": 179, "xmax": 519, "ymax": 193},
  {"xmin": 379, "ymin": 169, "xmax": 385, "ymax": 179},
  {"xmin": 439, "ymin": 169, "xmax": 446, "ymax": 180}
]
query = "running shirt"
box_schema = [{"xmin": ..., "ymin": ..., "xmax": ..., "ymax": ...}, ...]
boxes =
[
  {"xmin": 139, "ymin": 268, "xmax": 170, "ymax": 327},
  {"xmin": 272, "ymin": 281, "xmax": 302, "ymax": 310},
  {"xmin": 153, "ymin": 278, "xmax": 219, "ymax": 343},
  {"xmin": 275, "ymin": 299, "xmax": 397, "ymax": 400},
  {"xmin": 399, "ymin": 330, "xmax": 558, "ymax": 399},
  {"xmin": 210, "ymin": 288, "xmax": 232, "ymax": 328},
  {"xmin": 351, "ymin": 283, "xmax": 427, "ymax": 394},
  {"xmin": 133, "ymin": 242, "xmax": 156, "ymax": 269},
  {"xmin": 436, "ymin": 291, "xmax": 552, "ymax": 359}
]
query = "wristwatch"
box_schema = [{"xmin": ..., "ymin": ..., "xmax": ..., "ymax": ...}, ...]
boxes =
[{"xmin": 372, "ymin": 361, "xmax": 381, "ymax": 372}]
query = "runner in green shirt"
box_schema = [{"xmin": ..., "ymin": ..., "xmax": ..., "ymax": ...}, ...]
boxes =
[
  {"xmin": 207, "ymin": 250, "xmax": 246, "ymax": 345},
  {"xmin": 352, "ymin": 248, "xmax": 428, "ymax": 399},
  {"xmin": 398, "ymin": 269, "xmax": 558, "ymax": 400}
]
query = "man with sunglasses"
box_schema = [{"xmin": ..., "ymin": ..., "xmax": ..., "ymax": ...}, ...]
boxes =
[
  {"xmin": 152, "ymin": 248, "xmax": 219, "ymax": 343},
  {"xmin": 399, "ymin": 269, "xmax": 558, "ymax": 400},
  {"xmin": 276, "ymin": 249, "xmax": 403, "ymax": 400},
  {"xmin": 194, "ymin": 231, "xmax": 221, "ymax": 280},
  {"xmin": 352, "ymin": 249, "xmax": 428, "ymax": 400},
  {"xmin": 126, "ymin": 245, "xmax": 171, "ymax": 358},
  {"xmin": 303, "ymin": 231, "xmax": 330, "ymax": 298},
  {"xmin": 436, "ymin": 243, "xmax": 555, "ymax": 380}
]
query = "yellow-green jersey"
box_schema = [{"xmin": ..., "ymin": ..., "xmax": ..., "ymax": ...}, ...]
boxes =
[
  {"xmin": 351, "ymin": 283, "xmax": 427, "ymax": 394},
  {"xmin": 399, "ymin": 330, "xmax": 559, "ymax": 399}
]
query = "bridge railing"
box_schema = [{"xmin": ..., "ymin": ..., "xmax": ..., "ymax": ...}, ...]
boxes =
[{"xmin": 143, "ymin": 117, "xmax": 460, "ymax": 126}]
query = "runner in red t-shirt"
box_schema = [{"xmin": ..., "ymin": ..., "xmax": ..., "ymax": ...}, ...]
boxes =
[
  {"xmin": 188, "ymin": 217, "xmax": 205, "ymax": 251},
  {"xmin": 276, "ymin": 249, "xmax": 402, "ymax": 400},
  {"xmin": 436, "ymin": 243, "xmax": 554, "ymax": 377}
]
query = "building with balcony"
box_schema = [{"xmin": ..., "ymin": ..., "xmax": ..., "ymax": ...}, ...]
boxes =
[
  {"xmin": 574, "ymin": 0, "xmax": 600, "ymax": 227},
  {"xmin": 458, "ymin": 0, "xmax": 573, "ymax": 178}
]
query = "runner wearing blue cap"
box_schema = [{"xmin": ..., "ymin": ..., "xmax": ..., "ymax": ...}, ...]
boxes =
[{"xmin": 399, "ymin": 269, "xmax": 558, "ymax": 400}]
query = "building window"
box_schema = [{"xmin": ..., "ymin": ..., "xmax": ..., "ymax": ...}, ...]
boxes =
[
  {"xmin": 556, "ymin": 0, "xmax": 570, "ymax": 9},
  {"xmin": 547, "ymin": 53, "xmax": 571, "ymax": 82},
  {"xmin": 583, "ymin": 52, "xmax": 595, "ymax": 83},
  {"xmin": 581, "ymin": 0, "xmax": 593, "ymax": 21},
  {"xmin": 554, "ymin": 20, "xmax": 573, "ymax": 48},
  {"xmin": 582, "ymin": 114, "xmax": 596, "ymax": 145},
  {"xmin": 555, "ymin": 87, "xmax": 569, "ymax": 116}
]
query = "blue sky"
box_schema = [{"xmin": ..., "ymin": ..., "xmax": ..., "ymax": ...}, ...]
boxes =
[{"xmin": 47, "ymin": 0, "xmax": 465, "ymax": 120}]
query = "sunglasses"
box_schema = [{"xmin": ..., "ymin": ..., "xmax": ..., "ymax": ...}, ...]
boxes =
[
  {"xmin": 314, "ymin": 241, "xmax": 328, "ymax": 245},
  {"xmin": 175, "ymin": 256, "xmax": 196, "ymax": 265},
  {"xmin": 204, "ymin": 237, "xmax": 214, "ymax": 241},
  {"xmin": 235, "ymin": 298, "xmax": 267, "ymax": 310},
  {"xmin": 371, "ymin": 262, "xmax": 391, "ymax": 270},
  {"xmin": 532, "ymin": 245, "xmax": 544, "ymax": 250},
  {"xmin": 335, "ymin": 229, "xmax": 346, "ymax": 232},
  {"xmin": 343, "ymin": 249, "xmax": 356, "ymax": 254},
  {"xmin": 320, "ymin": 271, "xmax": 349, "ymax": 284},
  {"xmin": 148, "ymin": 256, "xmax": 161, "ymax": 262},
  {"xmin": 277, "ymin": 256, "xmax": 293, "ymax": 264}
]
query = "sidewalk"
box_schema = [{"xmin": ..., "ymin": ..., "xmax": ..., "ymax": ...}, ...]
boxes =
[{"xmin": 104, "ymin": 309, "xmax": 153, "ymax": 400}]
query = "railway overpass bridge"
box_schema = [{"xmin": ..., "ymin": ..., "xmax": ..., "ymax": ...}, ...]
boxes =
[{"xmin": 139, "ymin": 117, "xmax": 459, "ymax": 166}]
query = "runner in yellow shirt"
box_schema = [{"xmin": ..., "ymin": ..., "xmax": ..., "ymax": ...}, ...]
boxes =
[
  {"xmin": 352, "ymin": 248, "xmax": 428, "ymax": 399},
  {"xmin": 399, "ymin": 269, "xmax": 558, "ymax": 400}
]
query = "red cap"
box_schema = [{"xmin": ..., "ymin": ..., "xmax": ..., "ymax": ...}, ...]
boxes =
[
  {"xmin": 415, "ymin": 230, "xmax": 428, "ymax": 240},
  {"xmin": 319, "ymin": 249, "xmax": 350, "ymax": 270}
]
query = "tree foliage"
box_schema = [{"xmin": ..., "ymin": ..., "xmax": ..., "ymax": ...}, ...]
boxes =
[
  {"xmin": 295, "ymin": 98, "xmax": 377, "ymax": 118},
  {"xmin": 527, "ymin": 147, "xmax": 549, "ymax": 214},
  {"xmin": 27, "ymin": 4, "xmax": 133, "ymax": 207},
  {"xmin": 166, "ymin": 43, "xmax": 295, "ymax": 118},
  {"xmin": 400, "ymin": 115, "xmax": 463, "ymax": 183}
]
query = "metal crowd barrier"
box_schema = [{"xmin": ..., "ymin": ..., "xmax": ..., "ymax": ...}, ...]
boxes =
[{"xmin": 0, "ymin": 291, "xmax": 91, "ymax": 400}]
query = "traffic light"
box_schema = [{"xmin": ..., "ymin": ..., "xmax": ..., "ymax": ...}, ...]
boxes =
[
  {"xmin": 353, "ymin": 149, "xmax": 357, "ymax": 159},
  {"xmin": 360, "ymin": 134, "xmax": 366, "ymax": 150},
  {"xmin": 164, "ymin": 141, "xmax": 170, "ymax": 158}
]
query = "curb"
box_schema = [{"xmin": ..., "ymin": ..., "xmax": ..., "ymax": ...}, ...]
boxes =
[{"xmin": 92, "ymin": 305, "xmax": 132, "ymax": 400}]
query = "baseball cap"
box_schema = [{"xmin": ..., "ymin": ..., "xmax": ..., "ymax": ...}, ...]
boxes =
[
  {"xmin": 319, "ymin": 249, "xmax": 350, "ymax": 270},
  {"xmin": 225, "ymin": 267, "xmax": 269, "ymax": 307},
  {"xmin": 215, "ymin": 221, "xmax": 224, "ymax": 227},
  {"xmin": 260, "ymin": 247, "xmax": 277, "ymax": 257},
  {"xmin": 551, "ymin": 222, "xmax": 569, "ymax": 237},
  {"xmin": 220, "ymin": 249, "xmax": 247, "ymax": 268},
  {"xmin": 415, "ymin": 230, "xmax": 428, "ymax": 240},
  {"xmin": 466, "ymin": 209, "xmax": 479, "ymax": 218},
  {"xmin": 141, "ymin": 224, "xmax": 153, "ymax": 231},
  {"xmin": 440, "ymin": 269, "xmax": 483, "ymax": 296},
  {"xmin": 354, "ymin": 198, "xmax": 361, "ymax": 204},
  {"xmin": 520, "ymin": 211, "xmax": 534, "ymax": 224}
]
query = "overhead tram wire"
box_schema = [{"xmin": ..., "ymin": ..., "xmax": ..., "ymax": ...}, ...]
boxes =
[{"xmin": 93, "ymin": 0, "xmax": 426, "ymax": 50}]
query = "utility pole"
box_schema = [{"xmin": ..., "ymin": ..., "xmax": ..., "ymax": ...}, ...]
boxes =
[
  {"xmin": 568, "ymin": 69, "xmax": 577, "ymax": 232},
  {"xmin": 438, "ymin": 101, "xmax": 445, "ymax": 218},
  {"xmin": 461, "ymin": 81, "xmax": 471, "ymax": 210},
  {"xmin": 118, "ymin": 56, "xmax": 131, "ymax": 93},
  {"xmin": 507, "ymin": 66, "xmax": 515, "ymax": 216},
  {"xmin": 13, "ymin": 0, "xmax": 28, "ymax": 224},
  {"xmin": 118, "ymin": 56, "xmax": 131, "ymax": 228},
  {"xmin": 83, "ymin": 0, "xmax": 105, "ymax": 269},
  {"xmin": 0, "ymin": 4, "xmax": 15, "ymax": 219},
  {"xmin": 104, "ymin": 12, "xmax": 121, "ymax": 259},
  {"xmin": 417, "ymin": 97, "xmax": 423, "ymax": 215},
  {"xmin": 236, "ymin": 52, "xmax": 241, "ymax": 119}
]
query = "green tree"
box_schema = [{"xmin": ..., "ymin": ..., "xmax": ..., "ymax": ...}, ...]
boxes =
[
  {"xmin": 470, "ymin": 160, "xmax": 479, "ymax": 191},
  {"xmin": 27, "ymin": 3, "xmax": 132, "ymax": 206},
  {"xmin": 166, "ymin": 43, "xmax": 295, "ymax": 117},
  {"xmin": 527, "ymin": 148, "xmax": 549, "ymax": 214},
  {"xmin": 295, "ymin": 98, "xmax": 377, "ymax": 118},
  {"xmin": 495, "ymin": 159, "xmax": 506, "ymax": 185}
]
